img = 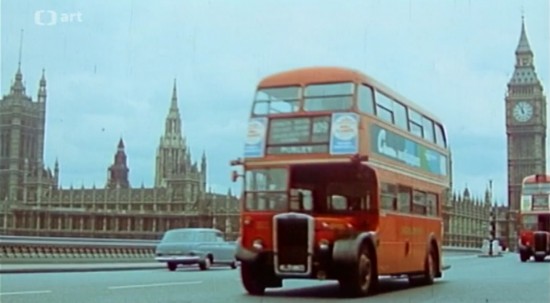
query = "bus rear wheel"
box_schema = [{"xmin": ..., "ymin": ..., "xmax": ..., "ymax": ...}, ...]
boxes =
[
  {"xmin": 409, "ymin": 249, "xmax": 436, "ymax": 286},
  {"xmin": 534, "ymin": 255, "xmax": 545, "ymax": 262},
  {"xmin": 339, "ymin": 246, "xmax": 377, "ymax": 297},
  {"xmin": 416, "ymin": 249, "xmax": 437, "ymax": 285},
  {"xmin": 240, "ymin": 261, "xmax": 266, "ymax": 296}
]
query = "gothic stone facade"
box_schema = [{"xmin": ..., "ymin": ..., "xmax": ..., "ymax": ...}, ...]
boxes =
[
  {"xmin": 443, "ymin": 187, "xmax": 508, "ymax": 249},
  {"xmin": 0, "ymin": 67, "xmax": 240, "ymax": 240},
  {"xmin": 4, "ymin": 186, "xmax": 239, "ymax": 240},
  {"xmin": 0, "ymin": 66, "xmax": 54, "ymax": 204}
]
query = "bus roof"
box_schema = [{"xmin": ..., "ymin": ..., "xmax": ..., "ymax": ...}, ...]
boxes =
[
  {"xmin": 523, "ymin": 174, "xmax": 550, "ymax": 184},
  {"xmin": 257, "ymin": 66, "xmax": 444, "ymax": 126},
  {"xmin": 259, "ymin": 66, "xmax": 366, "ymax": 87}
]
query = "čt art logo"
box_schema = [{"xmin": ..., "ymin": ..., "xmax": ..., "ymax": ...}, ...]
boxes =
[{"xmin": 34, "ymin": 10, "xmax": 83, "ymax": 26}]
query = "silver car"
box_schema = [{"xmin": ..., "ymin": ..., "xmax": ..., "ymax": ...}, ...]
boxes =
[{"xmin": 155, "ymin": 228, "xmax": 237, "ymax": 271}]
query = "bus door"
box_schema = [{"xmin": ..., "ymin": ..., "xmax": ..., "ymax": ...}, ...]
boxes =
[{"xmin": 538, "ymin": 214, "xmax": 550, "ymax": 232}]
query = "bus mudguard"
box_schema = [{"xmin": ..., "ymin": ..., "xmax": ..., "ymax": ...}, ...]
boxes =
[
  {"xmin": 333, "ymin": 232, "xmax": 377, "ymax": 265},
  {"xmin": 424, "ymin": 232, "xmax": 442, "ymax": 277},
  {"xmin": 235, "ymin": 240, "xmax": 260, "ymax": 262},
  {"xmin": 424, "ymin": 232, "xmax": 439, "ymax": 254}
]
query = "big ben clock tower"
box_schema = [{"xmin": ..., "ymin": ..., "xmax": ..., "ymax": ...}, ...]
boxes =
[{"xmin": 505, "ymin": 18, "xmax": 547, "ymax": 249}]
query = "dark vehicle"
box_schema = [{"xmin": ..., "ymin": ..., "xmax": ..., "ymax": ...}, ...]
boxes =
[
  {"xmin": 155, "ymin": 228, "xmax": 238, "ymax": 271},
  {"xmin": 518, "ymin": 174, "xmax": 550, "ymax": 262}
]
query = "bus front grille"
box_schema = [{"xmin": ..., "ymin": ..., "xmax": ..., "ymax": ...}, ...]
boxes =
[
  {"xmin": 533, "ymin": 232, "xmax": 547, "ymax": 252},
  {"xmin": 273, "ymin": 213, "xmax": 313, "ymax": 275}
]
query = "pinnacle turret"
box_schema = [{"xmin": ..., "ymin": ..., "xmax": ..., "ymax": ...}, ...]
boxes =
[
  {"xmin": 37, "ymin": 69, "xmax": 47, "ymax": 102},
  {"xmin": 10, "ymin": 30, "xmax": 26, "ymax": 96},
  {"xmin": 163, "ymin": 79, "xmax": 183, "ymax": 137},
  {"xmin": 515, "ymin": 16, "xmax": 532, "ymax": 55},
  {"xmin": 155, "ymin": 80, "xmax": 188, "ymax": 187},
  {"xmin": 107, "ymin": 138, "xmax": 130, "ymax": 189},
  {"xmin": 201, "ymin": 150, "xmax": 207, "ymax": 171},
  {"xmin": 117, "ymin": 137, "xmax": 124, "ymax": 150},
  {"xmin": 463, "ymin": 185, "xmax": 470, "ymax": 199},
  {"xmin": 508, "ymin": 17, "xmax": 541, "ymax": 87},
  {"xmin": 171, "ymin": 79, "xmax": 178, "ymax": 110}
]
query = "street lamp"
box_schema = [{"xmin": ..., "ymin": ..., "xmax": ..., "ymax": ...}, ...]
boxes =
[{"xmin": 489, "ymin": 206, "xmax": 496, "ymax": 256}]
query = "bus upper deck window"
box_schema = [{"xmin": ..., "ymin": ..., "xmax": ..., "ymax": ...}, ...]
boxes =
[
  {"xmin": 253, "ymin": 87, "xmax": 301, "ymax": 115},
  {"xmin": 304, "ymin": 82, "xmax": 354, "ymax": 112},
  {"xmin": 357, "ymin": 84, "xmax": 374, "ymax": 114}
]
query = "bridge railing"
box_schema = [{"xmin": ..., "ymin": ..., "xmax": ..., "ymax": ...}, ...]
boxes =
[
  {"xmin": 0, "ymin": 235, "xmax": 158, "ymax": 264},
  {"xmin": 0, "ymin": 235, "xmax": 482, "ymax": 264}
]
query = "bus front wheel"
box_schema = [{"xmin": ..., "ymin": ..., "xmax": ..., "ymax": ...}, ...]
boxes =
[
  {"xmin": 240, "ymin": 261, "xmax": 266, "ymax": 296},
  {"xmin": 519, "ymin": 251, "xmax": 530, "ymax": 262},
  {"xmin": 339, "ymin": 245, "xmax": 377, "ymax": 297},
  {"xmin": 534, "ymin": 255, "xmax": 545, "ymax": 262}
]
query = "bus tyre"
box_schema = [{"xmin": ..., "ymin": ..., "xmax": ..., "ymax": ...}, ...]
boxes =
[
  {"xmin": 240, "ymin": 261, "xmax": 266, "ymax": 296},
  {"xmin": 534, "ymin": 255, "xmax": 545, "ymax": 262},
  {"xmin": 519, "ymin": 251, "xmax": 530, "ymax": 262},
  {"xmin": 409, "ymin": 249, "xmax": 436, "ymax": 286},
  {"xmin": 423, "ymin": 250, "xmax": 436, "ymax": 285},
  {"xmin": 199, "ymin": 256, "xmax": 211, "ymax": 271},
  {"xmin": 339, "ymin": 246, "xmax": 377, "ymax": 297}
]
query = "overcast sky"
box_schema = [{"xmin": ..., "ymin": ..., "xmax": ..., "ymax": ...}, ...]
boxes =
[{"xmin": 1, "ymin": 0, "xmax": 549, "ymax": 204}]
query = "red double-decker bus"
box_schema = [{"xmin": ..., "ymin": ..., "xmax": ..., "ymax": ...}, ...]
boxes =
[
  {"xmin": 518, "ymin": 174, "xmax": 550, "ymax": 262},
  {"xmin": 231, "ymin": 67, "xmax": 451, "ymax": 297}
]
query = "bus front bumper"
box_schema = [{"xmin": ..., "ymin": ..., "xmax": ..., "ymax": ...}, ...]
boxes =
[{"xmin": 235, "ymin": 242, "xmax": 262, "ymax": 262}]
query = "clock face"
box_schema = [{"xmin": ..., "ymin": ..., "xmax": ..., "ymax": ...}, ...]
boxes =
[{"xmin": 512, "ymin": 101, "xmax": 533, "ymax": 122}]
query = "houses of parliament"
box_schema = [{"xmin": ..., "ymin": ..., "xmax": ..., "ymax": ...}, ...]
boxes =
[
  {"xmin": 0, "ymin": 19, "xmax": 546, "ymax": 249},
  {"xmin": 0, "ymin": 58, "xmax": 240, "ymax": 240}
]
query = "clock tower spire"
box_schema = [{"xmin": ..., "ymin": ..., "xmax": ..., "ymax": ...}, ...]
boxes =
[{"xmin": 505, "ymin": 17, "xmax": 547, "ymax": 250}]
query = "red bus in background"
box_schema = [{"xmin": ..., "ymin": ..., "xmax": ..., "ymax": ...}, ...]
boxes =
[{"xmin": 518, "ymin": 174, "xmax": 550, "ymax": 262}]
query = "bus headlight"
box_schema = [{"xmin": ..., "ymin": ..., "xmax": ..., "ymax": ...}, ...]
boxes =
[
  {"xmin": 319, "ymin": 239, "xmax": 330, "ymax": 251},
  {"xmin": 252, "ymin": 239, "xmax": 263, "ymax": 250}
]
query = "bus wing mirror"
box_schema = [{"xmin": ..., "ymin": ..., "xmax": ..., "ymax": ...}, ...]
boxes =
[
  {"xmin": 350, "ymin": 153, "xmax": 368, "ymax": 165},
  {"xmin": 230, "ymin": 158, "xmax": 243, "ymax": 166},
  {"xmin": 231, "ymin": 170, "xmax": 240, "ymax": 182}
]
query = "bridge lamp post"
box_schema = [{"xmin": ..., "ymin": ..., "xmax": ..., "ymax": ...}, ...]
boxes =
[{"xmin": 489, "ymin": 206, "xmax": 496, "ymax": 256}]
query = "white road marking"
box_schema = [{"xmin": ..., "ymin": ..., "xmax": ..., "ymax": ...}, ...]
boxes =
[
  {"xmin": 108, "ymin": 281, "xmax": 203, "ymax": 290},
  {"xmin": 0, "ymin": 290, "xmax": 52, "ymax": 296}
]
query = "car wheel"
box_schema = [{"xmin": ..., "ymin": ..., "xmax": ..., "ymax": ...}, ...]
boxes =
[
  {"xmin": 230, "ymin": 261, "xmax": 237, "ymax": 269},
  {"xmin": 199, "ymin": 257, "xmax": 211, "ymax": 271},
  {"xmin": 167, "ymin": 262, "xmax": 177, "ymax": 271}
]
